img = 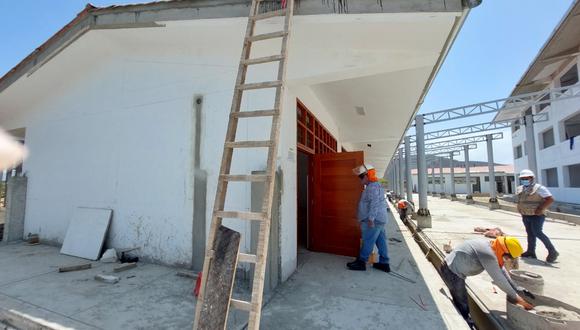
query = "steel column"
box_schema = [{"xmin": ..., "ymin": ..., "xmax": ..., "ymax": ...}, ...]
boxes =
[
  {"xmin": 404, "ymin": 136, "xmax": 413, "ymax": 203},
  {"xmin": 464, "ymin": 144, "xmax": 473, "ymax": 196},
  {"xmin": 415, "ymin": 115, "xmax": 429, "ymax": 212},
  {"xmin": 439, "ymin": 157, "xmax": 444, "ymax": 194},
  {"xmin": 486, "ymin": 134, "xmax": 499, "ymax": 208},
  {"xmin": 398, "ymin": 148, "xmax": 405, "ymax": 198},
  {"xmin": 449, "ymin": 151, "xmax": 456, "ymax": 197},
  {"xmin": 524, "ymin": 113, "xmax": 538, "ymax": 175}
]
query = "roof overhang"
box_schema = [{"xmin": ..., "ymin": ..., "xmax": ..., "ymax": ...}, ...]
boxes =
[
  {"xmin": 506, "ymin": 0, "xmax": 580, "ymax": 97},
  {"xmin": 0, "ymin": 0, "xmax": 465, "ymax": 94}
]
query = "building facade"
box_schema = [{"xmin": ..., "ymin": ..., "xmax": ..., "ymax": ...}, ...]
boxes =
[{"xmin": 498, "ymin": 2, "xmax": 580, "ymax": 204}]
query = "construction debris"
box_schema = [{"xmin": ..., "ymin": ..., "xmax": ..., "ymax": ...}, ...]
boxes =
[
  {"xmin": 443, "ymin": 241, "xmax": 453, "ymax": 254},
  {"xmin": 113, "ymin": 262, "xmax": 137, "ymax": 273},
  {"xmin": 58, "ymin": 263, "xmax": 92, "ymax": 273},
  {"xmin": 473, "ymin": 226, "xmax": 504, "ymax": 238},
  {"xmin": 94, "ymin": 274, "xmax": 120, "ymax": 284},
  {"xmin": 100, "ymin": 248, "xmax": 117, "ymax": 263}
]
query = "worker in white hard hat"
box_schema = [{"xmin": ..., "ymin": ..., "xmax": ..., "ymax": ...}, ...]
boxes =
[
  {"xmin": 516, "ymin": 169, "xmax": 558, "ymax": 263},
  {"xmin": 347, "ymin": 164, "xmax": 390, "ymax": 272}
]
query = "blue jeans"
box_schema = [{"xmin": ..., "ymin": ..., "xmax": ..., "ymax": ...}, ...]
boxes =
[
  {"xmin": 359, "ymin": 221, "xmax": 389, "ymax": 264},
  {"xmin": 522, "ymin": 215, "xmax": 556, "ymax": 254}
]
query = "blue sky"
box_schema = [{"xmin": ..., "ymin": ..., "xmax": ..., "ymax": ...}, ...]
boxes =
[{"xmin": 0, "ymin": 0, "xmax": 575, "ymax": 163}]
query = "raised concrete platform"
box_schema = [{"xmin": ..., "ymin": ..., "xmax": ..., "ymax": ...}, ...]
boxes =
[
  {"xmin": 0, "ymin": 217, "xmax": 469, "ymax": 329},
  {"xmin": 420, "ymin": 195, "xmax": 580, "ymax": 328}
]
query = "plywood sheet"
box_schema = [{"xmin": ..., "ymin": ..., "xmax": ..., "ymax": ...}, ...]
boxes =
[
  {"xmin": 60, "ymin": 208, "xmax": 112, "ymax": 260},
  {"xmin": 197, "ymin": 225, "xmax": 241, "ymax": 330}
]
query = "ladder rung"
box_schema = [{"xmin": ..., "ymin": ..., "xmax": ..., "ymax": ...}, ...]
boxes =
[
  {"xmin": 215, "ymin": 211, "xmax": 267, "ymax": 221},
  {"xmin": 237, "ymin": 81, "xmax": 282, "ymax": 90},
  {"xmin": 251, "ymin": 9, "xmax": 287, "ymax": 21},
  {"xmin": 221, "ymin": 174, "xmax": 269, "ymax": 182},
  {"xmin": 242, "ymin": 55, "xmax": 285, "ymax": 66},
  {"xmin": 231, "ymin": 299, "xmax": 253, "ymax": 311},
  {"xmin": 247, "ymin": 31, "xmax": 287, "ymax": 42},
  {"xmin": 231, "ymin": 110, "xmax": 278, "ymax": 118},
  {"xmin": 238, "ymin": 253, "xmax": 258, "ymax": 263},
  {"xmin": 225, "ymin": 140, "xmax": 273, "ymax": 148}
]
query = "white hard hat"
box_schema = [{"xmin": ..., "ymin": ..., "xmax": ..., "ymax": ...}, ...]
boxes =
[
  {"xmin": 352, "ymin": 163, "xmax": 374, "ymax": 176},
  {"xmin": 519, "ymin": 169, "xmax": 535, "ymax": 178}
]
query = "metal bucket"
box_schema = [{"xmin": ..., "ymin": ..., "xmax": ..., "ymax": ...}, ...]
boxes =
[
  {"xmin": 510, "ymin": 270, "xmax": 544, "ymax": 295},
  {"xmin": 507, "ymin": 294, "xmax": 580, "ymax": 330}
]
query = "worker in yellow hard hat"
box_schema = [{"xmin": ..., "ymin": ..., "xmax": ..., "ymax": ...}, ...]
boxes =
[{"xmin": 440, "ymin": 236, "xmax": 533, "ymax": 327}]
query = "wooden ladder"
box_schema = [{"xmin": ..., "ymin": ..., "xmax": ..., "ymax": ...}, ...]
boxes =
[{"xmin": 193, "ymin": 0, "xmax": 294, "ymax": 329}]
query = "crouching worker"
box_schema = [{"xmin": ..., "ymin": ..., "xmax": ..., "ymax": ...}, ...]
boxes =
[
  {"xmin": 397, "ymin": 199, "xmax": 414, "ymax": 221},
  {"xmin": 440, "ymin": 236, "xmax": 533, "ymax": 326},
  {"xmin": 347, "ymin": 164, "xmax": 390, "ymax": 272}
]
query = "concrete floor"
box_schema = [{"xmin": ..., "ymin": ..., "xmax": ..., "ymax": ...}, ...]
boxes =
[
  {"xmin": 0, "ymin": 212, "xmax": 470, "ymax": 329},
  {"xmin": 421, "ymin": 195, "xmax": 580, "ymax": 328},
  {"xmin": 260, "ymin": 216, "xmax": 468, "ymax": 330}
]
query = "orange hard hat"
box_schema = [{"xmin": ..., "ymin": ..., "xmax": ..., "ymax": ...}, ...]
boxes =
[{"xmin": 397, "ymin": 200, "xmax": 407, "ymax": 209}]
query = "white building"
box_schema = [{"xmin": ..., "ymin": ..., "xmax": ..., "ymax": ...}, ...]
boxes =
[
  {"xmin": 0, "ymin": 0, "xmax": 471, "ymax": 283},
  {"xmin": 411, "ymin": 165, "xmax": 515, "ymax": 195},
  {"xmin": 495, "ymin": 1, "xmax": 580, "ymax": 205}
]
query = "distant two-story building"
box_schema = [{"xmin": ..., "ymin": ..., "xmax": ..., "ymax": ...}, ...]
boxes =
[{"xmin": 495, "ymin": 1, "xmax": 580, "ymax": 204}]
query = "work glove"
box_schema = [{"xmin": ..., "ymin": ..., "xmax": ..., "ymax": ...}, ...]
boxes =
[{"xmin": 516, "ymin": 287, "xmax": 536, "ymax": 300}]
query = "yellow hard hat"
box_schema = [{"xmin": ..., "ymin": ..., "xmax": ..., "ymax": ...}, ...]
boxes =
[{"xmin": 503, "ymin": 236, "xmax": 523, "ymax": 258}]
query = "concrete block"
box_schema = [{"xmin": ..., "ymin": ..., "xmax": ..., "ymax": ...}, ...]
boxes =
[
  {"xmin": 417, "ymin": 215, "xmax": 432, "ymax": 229},
  {"xmin": 2, "ymin": 177, "xmax": 27, "ymax": 243},
  {"xmin": 489, "ymin": 202, "xmax": 501, "ymax": 210}
]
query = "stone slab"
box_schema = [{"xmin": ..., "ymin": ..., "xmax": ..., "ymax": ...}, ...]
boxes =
[{"xmin": 60, "ymin": 208, "xmax": 112, "ymax": 260}]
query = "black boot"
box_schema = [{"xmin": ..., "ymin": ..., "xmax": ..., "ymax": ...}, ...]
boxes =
[
  {"xmin": 521, "ymin": 251, "xmax": 537, "ymax": 259},
  {"xmin": 347, "ymin": 259, "xmax": 366, "ymax": 271},
  {"xmin": 546, "ymin": 251, "xmax": 559, "ymax": 263},
  {"xmin": 347, "ymin": 258, "xmax": 361, "ymax": 268},
  {"xmin": 372, "ymin": 263, "xmax": 391, "ymax": 273}
]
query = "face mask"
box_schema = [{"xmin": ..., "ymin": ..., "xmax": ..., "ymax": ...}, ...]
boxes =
[{"xmin": 520, "ymin": 179, "xmax": 531, "ymax": 186}]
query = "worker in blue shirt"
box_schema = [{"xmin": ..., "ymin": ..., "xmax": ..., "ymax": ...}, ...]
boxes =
[{"xmin": 347, "ymin": 164, "xmax": 390, "ymax": 272}]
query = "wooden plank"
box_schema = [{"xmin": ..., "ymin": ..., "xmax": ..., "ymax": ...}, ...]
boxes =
[
  {"xmin": 196, "ymin": 226, "xmax": 241, "ymax": 330},
  {"xmin": 220, "ymin": 174, "xmax": 269, "ymax": 182},
  {"xmin": 230, "ymin": 110, "xmax": 277, "ymax": 118},
  {"xmin": 241, "ymin": 55, "xmax": 284, "ymax": 66},
  {"xmin": 247, "ymin": 31, "xmax": 287, "ymax": 42},
  {"xmin": 251, "ymin": 9, "xmax": 287, "ymax": 21},
  {"xmin": 214, "ymin": 211, "xmax": 266, "ymax": 221},
  {"xmin": 225, "ymin": 140, "xmax": 273, "ymax": 149},
  {"xmin": 58, "ymin": 263, "xmax": 91, "ymax": 273},
  {"xmin": 113, "ymin": 262, "xmax": 137, "ymax": 273},
  {"xmin": 237, "ymin": 81, "xmax": 282, "ymax": 90}
]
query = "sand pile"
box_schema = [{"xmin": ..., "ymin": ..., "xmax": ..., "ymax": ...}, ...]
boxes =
[{"xmin": 531, "ymin": 305, "xmax": 580, "ymax": 321}]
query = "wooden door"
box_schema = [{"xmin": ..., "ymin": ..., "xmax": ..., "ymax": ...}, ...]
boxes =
[{"xmin": 310, "ymin": 151, "xmax": 364, "ymax": 257}]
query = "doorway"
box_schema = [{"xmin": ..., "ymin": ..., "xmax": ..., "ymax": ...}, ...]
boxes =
[{"xmin": 297, "ymin": 151, "xmax": 310, "ymax": 249}]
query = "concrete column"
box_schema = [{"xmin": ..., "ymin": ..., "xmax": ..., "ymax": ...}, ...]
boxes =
[
  {"xmin": 394, "ymin": 155, "xmax": 400, "ymax": 196},
  {"xmin": 450, "ymin": 152, "xmax": 457, "ymax": 201},
  {"xmin": 404, "ymin": 136, "xmax": 413, "ymax": 204},
  {"xmin": 2, "ymin": 176, "xmax": 27, "ymax": 243},
  {"xmin": 464, "ymin": 145, "xmax": 474, "ymax": 204},
  {"xmin": 439, "ymin": 156, "xmax": 445, "ymax": 198},
  {"xmin": 398, "ymin": 148, "xmax": 405, "ymax": 199},
  {"xmin": 487, "ymin": 134, "xmax": 500, "ymax": 209},
  {"xmin": 524, "ymin": 113, "xmax": 538, "ymax": 176},
  {"xmin": 414, "ymin": 115, "xmax": 431, "ymax": 227},
  {"xmin": 431, "ymin": 164, "xmax": 436, "ymax": 196}
]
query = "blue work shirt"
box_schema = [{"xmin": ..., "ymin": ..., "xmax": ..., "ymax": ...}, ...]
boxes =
[{"xmin": 357, "ymin": 181, "xmax": 388, "ymax": 224}]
